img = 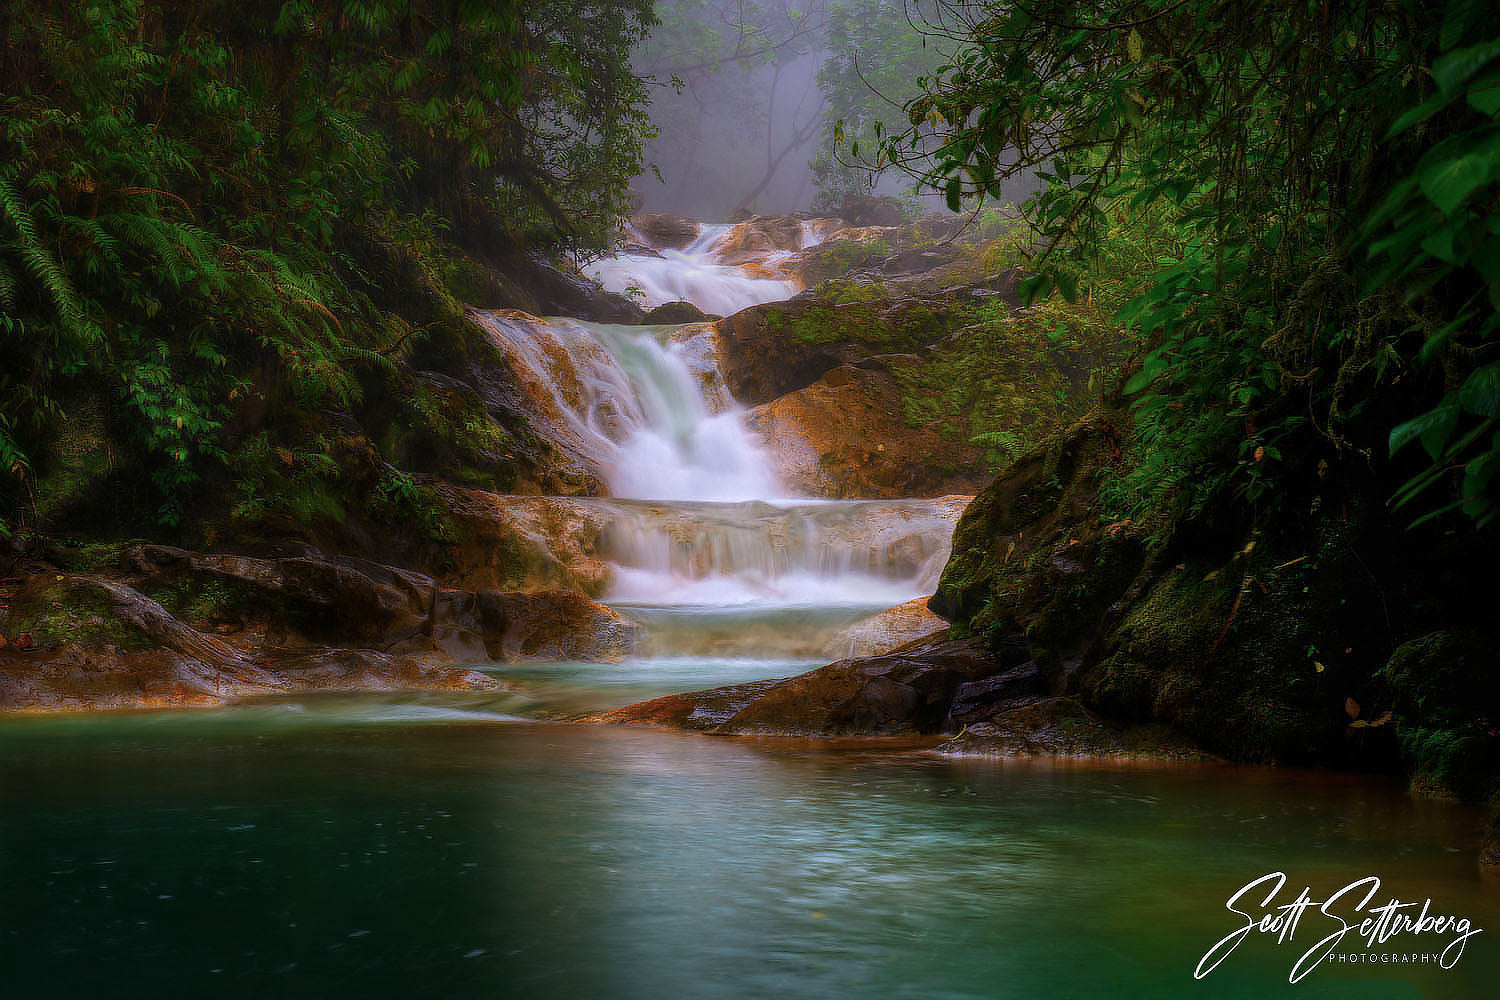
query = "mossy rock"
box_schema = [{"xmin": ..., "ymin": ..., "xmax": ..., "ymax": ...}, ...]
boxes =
[
  {"xmin": 641, "ymin": 301, "xmax": 717, "ymax": 325},
  {"xmin": 1, "ymin": 575, "xmax": 152, "ymax": 651},
  {"xmin": 1381, "ymin": 632, "xmax": 1500, "ymax": 800}
]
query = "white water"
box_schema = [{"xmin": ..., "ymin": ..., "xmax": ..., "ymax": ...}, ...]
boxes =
[
  {"xmin": 583, "ymin": 222, "xmax": 817, "ymax": 316},
  {"xmin": 480, "ymin": 218, "xmax": 965, "ymax": 672},
  {"xmin": 477, "ymin": 312, "xmax": 780, "ymax": 501}
]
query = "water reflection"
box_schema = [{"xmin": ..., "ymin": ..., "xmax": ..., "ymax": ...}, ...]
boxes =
[{"xmin": 0, "ymin": 712, "xmax": 1495, "ymax": 997}]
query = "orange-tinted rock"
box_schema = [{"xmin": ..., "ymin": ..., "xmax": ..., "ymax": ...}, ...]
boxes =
[
  {"xmin": 0, "ymin": 545, "xmax": 640, "ymax": 711},
  {"xmin": 0, "ymin": 642, "xmax": 497, "ymax": 713},
  {"xmin": 423, "ymin": 588, "xmax": 641, "ymax": 663},
  {"xmin": 746, "ymin": 364, "xmax": 992, "ymax": 498},
  {"xmin": 709, "ymin": 215, "xmax": 806, "ymax": 265},
  {"xmin": 437, "ymin": 487, "xmax": 616, "ymax": 596},
  {"xmin": 822, "ymin": 597, "xmax": 949, "ymax": 659},
  {"xmin": 598, "ymin": 637, "xmax": 1010, "ymax": 736}
]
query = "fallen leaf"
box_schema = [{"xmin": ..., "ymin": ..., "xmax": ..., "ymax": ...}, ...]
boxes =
[{"xmin": 1345, "ymin": 697, "xmax": 1361, "ymax": 720}]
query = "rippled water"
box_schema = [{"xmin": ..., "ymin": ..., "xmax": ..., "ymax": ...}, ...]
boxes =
[{"xmin": 1, "ymin": 704, "xmax": 1496, "ymax": 998}]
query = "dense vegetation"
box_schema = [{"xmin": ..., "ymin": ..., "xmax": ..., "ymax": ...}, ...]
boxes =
[
  {"xmin": 884, "ymin": 0, "xmax": 1500, "ymax": 531},
  {"xmin": 1, "ymin": 0, "xmax": 652, "ymax": 541},
  {"xmin": 858, "ymin": 0, "xmax": 1500, "ymax": 801}
]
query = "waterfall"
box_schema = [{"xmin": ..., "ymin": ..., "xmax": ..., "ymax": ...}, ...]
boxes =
[
  {"xmin": 477, "ymin": 312, "xmax": 781, "ymax": 502},
  {"xmin": 477, "ymin": 217, "xmax": 966, "ymax": 671},
  {"xmin": 582, "ymin": 222, "xmax": 822, "ymax": 317}
]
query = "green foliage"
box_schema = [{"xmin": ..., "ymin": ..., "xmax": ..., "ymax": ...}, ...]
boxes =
[
  {"xmin": 1370, "ymin": 29, "xmax": 1500, "ymax": 527},
  {"xmin": 889, "ymin": 0, "xmax": 1500, "ymax": 530},
  {"xmin": 369, "ymin": 468, "xmax": 453, "ymax": 543},
  {"xmin": 0, "ymin": 0, "xmax": 653, "ymax": 532},
  {"xmin": 812, "ymin": 0, "xmax": 951, "ymax": 205}
]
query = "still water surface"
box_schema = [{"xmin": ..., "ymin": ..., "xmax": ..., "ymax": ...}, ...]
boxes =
[{"xmin": 1, "ymin": 694, "xmax": 1496, "ymax": 999}]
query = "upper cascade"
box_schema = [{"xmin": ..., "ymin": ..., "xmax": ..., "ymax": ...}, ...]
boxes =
[{"xmin": 582, "ymin": 217, "xmax": 843, "ymax": 317}]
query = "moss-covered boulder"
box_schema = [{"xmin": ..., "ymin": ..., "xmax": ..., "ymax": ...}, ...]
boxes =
[{"xmin": 929, "ymin": 401, "xmax": 1500, "ymax": 796}]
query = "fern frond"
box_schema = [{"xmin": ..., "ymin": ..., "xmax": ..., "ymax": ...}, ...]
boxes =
[{"xmin": 0, "ymin": 175, "xmax": 90, "ymax": 337}]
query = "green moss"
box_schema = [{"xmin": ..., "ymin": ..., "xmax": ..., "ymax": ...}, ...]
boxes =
[
  {"xmin": 1382, "ymin": 632, "xmax": 1500, "ymax": 799},
  {"xmin": 148, "ymin": 576, "xmax": 252, "ymax": 626},
  {"xmin": 3, "ymin": 578, "xmax": 152, "ymax": 650}
]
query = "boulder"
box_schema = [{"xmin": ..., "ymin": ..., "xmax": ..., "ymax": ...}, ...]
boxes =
[
  {"xmin": 525, "ymin": 254, "xmax": 644, "ymax": 323},
  {"xmin": 641, "ymin": 301, "xmax": 718, "ymax": 325},
  {"xmin": 714, "ymin": 294, "xmax": 955, "ymax": 406},
  {"xmin": 0, "ymin": 641, "xmax": 496, "ymax": 712},
  {"xmin": 746, "ymin": 363, "xmax": 993, "ymax": 498},
  {"xmin": 710, "ymin": 215, "xmax": 806, "ymax": 264},
  {"xmin": 632, "ymin": 213, "xmax": 701, "ymax": 250},
  {"xmin": 935, "ymin": 697, "xmax": 1211, "ymax": 761},
  {"xmin": 832, "ymin": 194, "xmax": 907, "ymax": 227},
  {"xmin": 427, "ymin": 588, "xmax": 643, "ymax": 663},
  {"xmin": 120, "ymin": 543, "xmax": 433, "ymax": 642},
  {"xmin": 821, "ymin": 596, "xmax": 950, "ymax": 659},
  {"xmin": 945, "ymin": 662, "xmax": 1046, "ymax": 726},
  {"xmin": 597, "ymin": 636, "xmax": 1021, "ymax": 736},
  {"xmin": 436, "ymin": 487, "xmax": 616, "ymax": 596}
]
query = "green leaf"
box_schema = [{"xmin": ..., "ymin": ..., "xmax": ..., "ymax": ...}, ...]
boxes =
[
  {"xmin": 1389, "ymin": 402, "xmax": 1460, "ymax": 457},
  {"xmin": 1385, "ymin": 89, "xmax": 1459, "ymax": 140},
  {"xmin": 1458, "ymin": 362, "xmax": 1500, "ymax": 417},
  {"xmin": 1419, "ymin": 309, "xmax": 1476, "ymax": 364},
  {"xmin": 1415, "ymin": 128, "xmax": 1500, "ymax": 216},
  {"xmin": 1467, "ymin": 67, "xmax": 1500, "ymax": 116},
  {"xmin": 1434, "ymin": 38, "xmax": 1500, "ymax": 95}
]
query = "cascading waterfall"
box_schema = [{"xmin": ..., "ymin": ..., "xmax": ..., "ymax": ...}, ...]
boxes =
[
  {"xmin": 479, "ymin": 221, "xmax": 966, "ymax": 674},
  {"xmin": 581, "ymin": 221, "xmax": 842, "ymax": 316},
  {"xmin": 478, "ymin": 313, "xmax": 782, "ymax": 502}
]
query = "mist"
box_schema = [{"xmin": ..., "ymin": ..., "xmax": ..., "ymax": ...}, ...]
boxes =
[{"xmin": 630, "ymin": 0, "xmax": 960, "ymax": 221}]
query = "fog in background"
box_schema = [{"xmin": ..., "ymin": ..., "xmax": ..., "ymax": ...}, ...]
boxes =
[
  {"xmin": 631, "ymin": 1, "xmax": 955, "ymax": 221},
  {"xmin": 637, "ymin": 49, "xmax": 824, "ymax": 218}
]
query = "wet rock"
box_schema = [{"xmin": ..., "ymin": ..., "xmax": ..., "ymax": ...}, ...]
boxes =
[
  {"xmin": 0, "ymin": 641, "xmax": 496, "ymax": 713},
  {"xmin": 632, "ymin": 213, "xmax": 701, "ymax": 250},
  {"xmin": 121, "ymin": 543, "xmax": 432, "ymax": 642},
  {"xmin": 789, "ymin": 237, "xmax": 897, "ymax": 287},
  {"xmin": 436, "ymin": 487, "xmax": 615, "ymax": 596},
  {"xmin": 642, "ymin": 301, "xmax": 718, "ymax": 325},
  {"xmin": 746, "ymin": 363, "xmax": 993, "ymax": 498},
  {"xmin": 821, "ymin": 596, "xmax": 950, "ymax": 660},
  {"xmin": 525, "ymin": 254, "xmax": 644, "ymax": 323},
  {"xmin": 715, "ymin": 295, "xmax": 953, "ymax": 406},
  {"xmin": 710, "ymin": 215, "xmax": 806, "ymax": 265},
  {"xmin": 946, "ymin": 662, "xmax": 1047, "ymax": 726},
  {"xmin": 935, "ymin": 697, "xmax": 1211, "ymax": 761},
  {"xmin": 427, "ymin": 589, "xmax": 642, "ymax": 663},
  {"xmin": 599, "ymin": 636, "xmax": 1013, "ymax": 736},
  {"xmin": 0, "ymin": 550, "xmax": 635, "ymax": 710},
  {"xmin": 832, "ymin": 194, "xmax": 907, "ymax": 227}
]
